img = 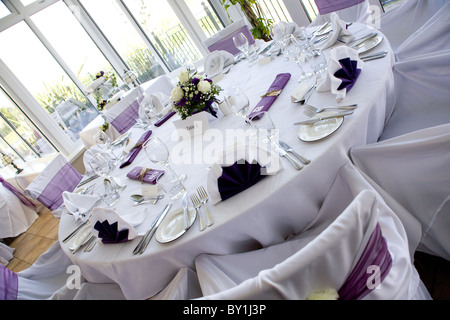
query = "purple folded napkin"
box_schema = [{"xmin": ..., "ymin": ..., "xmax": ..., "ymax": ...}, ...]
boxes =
[
  {"xmin": 218, "ymin": 160, "xmax": 266, "ymax": 201},
  {"xmin": 248, "ymin": 73, "xmax": 291, "ymax": 119},
  {"xmin": 154, "ymin": 110, "xmax": 176, "ymax": 127},
  {"xmin": 126, "ymin": 166, "xmax": 165, "ymax": 184},
  {"xmin": 119, "ymin": 130, "xmax": 152, "ymax": 169},
  {"xmin": 94, "ymin": 220, "xmax": 129, "ymax": 244},
  {"xmin": 334, "ymin": 57, "xmax": 361, "ymax": 92}
]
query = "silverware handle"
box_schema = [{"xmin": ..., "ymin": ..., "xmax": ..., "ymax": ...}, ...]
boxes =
[
  {"xmin": 204, "ymin": 205, "xmax": 214, "ymax": 227},
  {"xmin": 290, "ymin": 150, "xmax": 311, "ymax": 165},
  {"xmin": 285, "ymin": 153, "xmax": 303, "ymax": 170},
  {"xmin": 63, "ymin": 221, "xmax": 87, "ymax": 243},
  {"xmin": 196, "ymin": 208, "xmax": 206, "ymax": 231}
]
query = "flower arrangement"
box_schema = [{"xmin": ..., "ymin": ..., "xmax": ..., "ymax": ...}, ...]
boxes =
[
  {"xmin": 93, "ymin": 70, "xmax": 119, "ymax": 112},
  {"xmin": 171, "ymin": 68, "xmax": 222, "ymax": 120}
]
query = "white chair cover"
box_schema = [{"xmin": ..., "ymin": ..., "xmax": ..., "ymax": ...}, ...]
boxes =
[
  {"xmin": 379, "ymin": 0, "xmax": 449, "ymax": 53},
  {"xmin": 309, "ymin": 0, "xmax": 371, "ymax": 26},
  {"xmin": 195, "ymin": 164, "xmax": 430, "ymax": 300},
  {"xmin": 16, "ymin": 241, "xmax": 75, "ymax": 300},
  {"xmin": 149, "ymin": 267, "xmax": 202, "ymax": 300},
  {"xmin": 103, "ymin": 86, "xmax": 145, "ymax": 134},
  {"xmin": 0, "ymin": 242, "xmax": 14, "ymax": 266},
  {"xmin": 24, "ymin": 154, "xmax": 82, "ymax": 217},
  {"xmin": 379, "ymin": 50, "xmax": 450, "ymax": 141},
  {"xmin": 351, "ymin": 124, "xmax": 450, "ymax": 261},
  {"xmin": 0, "ymin": 183, "xmax": 38, "ymax": 239},
  {"xmin": 142, "ymin": 75, "xmax": 174, "ymax": 97}
]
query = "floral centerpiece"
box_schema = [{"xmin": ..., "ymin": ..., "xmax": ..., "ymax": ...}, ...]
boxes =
[
  {"xmin": 93, "ymin": 70, "xmax": 118, "ymax": 112},
  {"xmin": 171, "ymin": 68, "xmax": 222, "ymax": 120}
]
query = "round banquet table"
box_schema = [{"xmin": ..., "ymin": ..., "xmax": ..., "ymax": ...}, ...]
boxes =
[{"xmin": 59, "ymin": 22, "xmax": 396, "ymax": 300}]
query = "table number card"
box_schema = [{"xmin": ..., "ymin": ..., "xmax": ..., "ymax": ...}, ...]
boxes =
[{"xmin": 172, "ymin": 111, "xmax": 210, "ymax": 140}]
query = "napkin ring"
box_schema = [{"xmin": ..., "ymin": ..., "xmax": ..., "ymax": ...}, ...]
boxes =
[
  {"xmin": 130, "ymin": 142, "xmax": 143, "ymax": 152},
  {"xmin": 138, "ymin": 167, "xmax": 151, "ymax": 182},
  {"xmin": 261, "ymin": 89, "xmax": 282, "ymax": 98}
]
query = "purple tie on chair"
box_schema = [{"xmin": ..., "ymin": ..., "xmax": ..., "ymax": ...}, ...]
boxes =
[
  {"xmin": 314, "ymin": 0, "xmax": 366, "ymax": 15},
  {"xmin": 338, "ymin": 223, "xmax": 392, "ymax": 300},
  {"xmin": 119, "ymin": 130, "xmax": 152, "ymax": 169},
  {"xmin": 0, "ymin": 265, "xmax": 18, "ymax": 300},
  {"xmin": 37, "ymin": 163, "xmax": 82, "ymax": 211},
  {"xmin": 217, "ymin": 160, "xmax": 266, "ymax": 202},
  {"xmin": 0, "ymin": 176, "xmax": 36, "ymax": 210},
  {"xmin": 247, "ymin": 73, "xmax": 291, "ymax": 120},
  {"xmin": 334, "ymin": 57, "xmax": 362, "ymax": 92},
  {"xmin": 111, "ymin": 99, "xmax": 141, "ymax": 134},
  {"xmin": 207, "ymin": 25, "xmax": 256, "ymax": 55}
]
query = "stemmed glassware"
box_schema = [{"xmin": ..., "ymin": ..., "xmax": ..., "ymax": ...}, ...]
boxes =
[
  {"xmin": 94, "ymin": 131, "xmax": 111, "ymax": 148},
  {"xmin": 248, "ymin": 111, "xmax": 277, "ymax": 144},
  {"xmin": 137, "ymin": 93, "xmax": 163, "ymax": 128},
  {"xmin": 143, "ymin": 137, "xmax": 186, "ymax": 200},
  {"xmin": 233, "ymin": 32, "xmax": 250, "ymax": 60},
  {"xmin": 224, "ymin": 86, "xmax": 250, "ymax": 120}
]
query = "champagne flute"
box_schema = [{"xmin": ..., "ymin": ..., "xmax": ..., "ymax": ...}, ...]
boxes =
[{"xmin": 143, "ymin": 137, "xmax": 186, "ymax": 200}]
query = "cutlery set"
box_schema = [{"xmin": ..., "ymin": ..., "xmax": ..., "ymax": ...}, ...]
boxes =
[
  {"xmin": 191, "ymin": 186, "xmax": 214, "ymax": 231},
  {"xmin": 274, "ymin": 140, "xmax": 310, "ymax": 171}
]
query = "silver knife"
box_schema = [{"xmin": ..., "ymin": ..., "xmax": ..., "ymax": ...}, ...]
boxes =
[
  {"xmin": 349, "ymin": 32, "xmax": 378, "ymax": 48},
  {"xmin": 258, "ymin": 42, "xmax": 275, "ymax": 56},
  {"xmin": 182, "ymin": 192, "xmax": 189, "ymax": 230},
  {"xmin": 278, "ymin": 140, "xmax": 311, "ymax": 165},
  {"xmin": 273, "ymin": 143, "xmax": 303, "ymax": 170},
  {"xmin": 293, "ymin": 110, "xmax": 354, "ymax": 125},
  {"xmin": 133, "ymin": 204, "xmax": 171, "ymax": 255},
  {"xmin": 361, "ymin": 51, "xmax": 387, "ymax": 62},
  {"xmin": 77, "ymin": 174, "xmax": 100, "ymax": 188}
]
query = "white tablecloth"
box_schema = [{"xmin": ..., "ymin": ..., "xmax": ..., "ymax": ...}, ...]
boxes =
[{"xmin": 59, "ymin": 23, "xmax": 395, "ymax": 299}]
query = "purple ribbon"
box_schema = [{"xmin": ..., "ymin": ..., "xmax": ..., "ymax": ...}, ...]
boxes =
[
  {"xmin": 334, "ymin": 57, "xmax": 361, "ymax": 92},
  {"xmin": 314, "ymin": 0, "xmax": 365, "ymax": 15},
  {"xmin": 338, "ymin": 223, "xmax": 392, "ymax": 300},
  {"xmin": 247, "ymin": 73, "xmax": 291, "ymax": 120},
  {"xmin": 94, "ymin": 220, "xmax": 129, "ymax": 244},
  {"xmin": 126, "ymin": 166, "xmax": 164, "ymax": 184},
  {"xmin": 1, "ymin": 265, "xmax": 18, "ymax": 300},
  {"xmin": 218, "ymin": 160, "xmax": 265, "ymax": 201},
  {"xmin": 207, "ymin": 25, "xmax": 255, "ymax": 55},
  {"xmin": 37, "ymin": 163, "xmax": 82, "ymax": 211},
  {"xmin": 119, "ymin": 130, "xmax": 152, "ymax": 169},
  {"xmin": 0, "ymin": 176, "xmax": 36, "ymax": 210},
  {"xmin": 154, "ymin": 111, "xmax": 176, "ymax": 127},
  {"xmin": 110, "ymin": 99, "xmax": 140, "ymax": 134}
]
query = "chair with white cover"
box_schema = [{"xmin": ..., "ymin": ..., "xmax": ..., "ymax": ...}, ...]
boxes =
[
  {"xmin": 203, "ymin": 18, "xmax": 255, "ymax": 56},
  {"xmin": 24, "ymin": 154, "xmax": 82, "ymax": 218},
  {"xmin": 379, "ymin": 0, "xmax": 449, "ymax": 54},
  {"xmin": 103, "ymin": 85, "xmax": 145, "ymax": 134},
  {"xmin": 309, "ymin": 0, "xmax": 371, "ymax": 26},
  {"xmin": 351, "ymin": 124, "xmax": 450, "ymax": 261},
  {"xmin": 194, "ymin": 164, "xmax": 430, "ymax": 300},
  {"xmin": 1, "ymin": 241, "xmax": 76, "ymax": 300}
]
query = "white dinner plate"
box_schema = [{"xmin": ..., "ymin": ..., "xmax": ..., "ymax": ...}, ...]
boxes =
[
  {"xmin": 156, "ymin": 207, "xmax": 196, "ymax": 243},
  {"xmin": 68, "ymin": 224, "xmax": 92, "ymax": 251},
  {"xmin": 352, "ymin": 34, "xmax": 383, "ymax": 54},
  {"xmin": 298, "ymin": 111, "xmax": 344, "ymax": 142}
]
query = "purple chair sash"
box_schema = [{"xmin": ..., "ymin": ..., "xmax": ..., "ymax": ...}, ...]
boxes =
[
  {"xmin": 314, "ymin": 0, "xmax": 366, "ymax": 15},
  {"xmin": 248, "ymin": 73, "xmax": 291, "ymax": 119},
  {"xmin": 111, "ymin": 100, "xmax": 140, "ymax": 134},
  {"xmin": 119, "ymin": 130, "xmax": 152, "ymax": 169},
  {"xmin": 1, "ymin": 265, "xmax": 18, "ymax": 300},
  {"xmin": 338, "ymin": 223, "xmax": 392, "ymax": 300},
  {"xmin": 37, "ymin": 163, "xmax": 82, "ymax": 211},
  {"xmin": 207, "ymin": 25, "xmax": 255, "ymax": 55},
  {"xmin": 0, "ymin": 176, "xmax": 36, "ymax": 210}
]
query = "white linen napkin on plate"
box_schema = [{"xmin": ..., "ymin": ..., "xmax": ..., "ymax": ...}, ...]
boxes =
[
  {"xmin": 138, "ymin": 92, "xmax": 171, "ymax": 121},
  {"xmin": 62, "ymin": 191, "xmax": 100, "ymax": 221},
  {"xmin": 316, "ymin": 12, "xmax": 354, "ymax": 50},
  {"xmin": 272, "ymin": 21, "xmax": 306, "ymax": 41},
  {"xmin": 204, "ymin": 50, "xmax": 235, "ymax": 77},
  {"xmin": 316, "ymin": 46, "xmax": 364, "ymax": 102}
]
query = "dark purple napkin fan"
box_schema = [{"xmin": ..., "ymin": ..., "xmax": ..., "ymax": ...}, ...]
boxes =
[
  {"xmin": 334, "ymin": 57, "xmax": 361, "ymax": 92},
  {"xmin": 218, "ymin": 160, "xmax": 266, "ymax": 201},
  {"xmin": 94, "ymin": 220, "xmax": 129, "ymax": 244}
]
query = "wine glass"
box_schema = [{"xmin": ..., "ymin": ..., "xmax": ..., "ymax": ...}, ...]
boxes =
[
  {"xmin": 248, "ymin": 111, "xmax": 277, "ymax": 144},
  {"xmin": 138, "ymin": 94, "xmax": 163, "ymax": 128},
  {"xmin": 224, "ymin": 86, "xmax": 250, "ymax": 120},
  {"xmin": 233, "ymin": 32, "xmax": 250, "ymax": 60},
  {"xmin": 94, "ymin": 131, "xmax": 111, "ymax": 148},
  {"xmin": 143, "ymin": 137, "xmax": 186, "ymax": 200},
  {"xmin": 89, "ymin": 153, "xmax": 122, "ymax": 206}
]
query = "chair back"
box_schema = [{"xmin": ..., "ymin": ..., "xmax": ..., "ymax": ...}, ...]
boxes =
[
  {"xmin": 310, "ymin": 0, "xmax": 370, "ymax": 26},
  {"xmin": 103, "ymin": 86, "xmax": 145, "ymax": 134},
  {"xmin": 24, "ymin": 154, "xmax": 82, "ymax": 212},
  {"xmin": 203, "ymin": 19, "xmax": 255, "ymax": 55}
]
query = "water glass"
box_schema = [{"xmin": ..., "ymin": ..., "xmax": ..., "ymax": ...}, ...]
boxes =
[
  {"xmin": 233, "ymin": 32, "xmax": 250, "ymax": 58},
  {"xmin": 224, "ymin": 86, "xmax": 250, "ymax": 119}
]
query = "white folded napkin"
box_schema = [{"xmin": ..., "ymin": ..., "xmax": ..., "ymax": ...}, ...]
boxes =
[
  {"xmin": 316, "ymin": 12, "xmax": 354, "ymax": 50},
  {"xmin": 316, "ymin": 46, "xmax": 364, "ymax": 102},
  {"xmin": 62, "ymin": 191, "xmax": 100, "ymax": 221},
  {"xmin": 83, "ymin": 144, "xmax": 110, "ymax": 172},
  {"xmin": 204, "ymin": 50, "xmax": 235, "ymax": 77},
  {"xmin": 90, "ymin": 207, "xmax": 141, "ymax": 243},
  {"xmin": 138, "ymin": 92, "xmax": 171, "ymax": 121},
  {"xmin": 207, "ymin": 143, "xmax": 279, "ymax": 205},
  {"xmin": 272, "ymin": 21, "xmax": 306, "ymax": 41}
]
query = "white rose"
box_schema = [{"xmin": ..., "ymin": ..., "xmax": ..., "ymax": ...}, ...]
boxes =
[
  {"xmin": 197, "ymin": 80, "xmax": 211, "ymax": 94},
  {"xmin": 171, "ymin": 86, "xmax": 184, "ymax": 101},
  {"xmin": 178, "ymin": 70, "xmax": 189, "ymax": 83}
]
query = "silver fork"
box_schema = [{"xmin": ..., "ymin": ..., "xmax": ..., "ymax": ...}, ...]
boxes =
[
  {"xmin": 197, "ymin": 186, "xmax": 214, "ymax": 227},
  {"xmin": 191, "ymin": 193, "xmax": 206, "ymax": 231},
  {"xmin": 303, "ymin": 104, "xmax": 358, "ymax": 117}
]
